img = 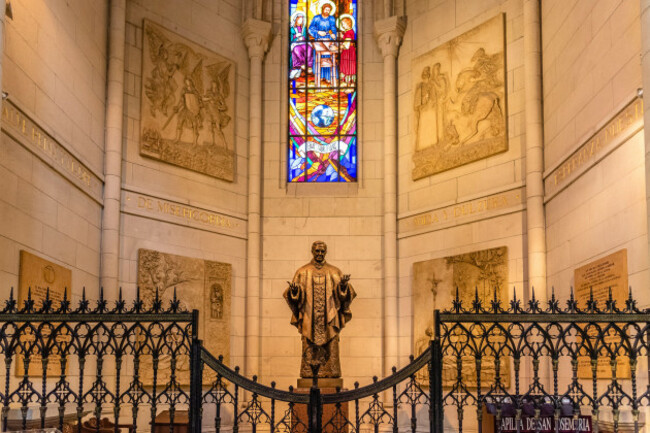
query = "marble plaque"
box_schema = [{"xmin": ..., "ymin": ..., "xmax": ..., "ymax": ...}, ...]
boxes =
[
  {"xmin": 575, "ymin": 249, "xmax": 629, "ymax": 379},
  {"xmin": 137, "ymin": 249, "xmax": 231, "ymax": 385},
  {"xmin": 16, "ymin": 251, "xmax": 71, "ymax": 377},
  {"xmin": 413, "ymin": 247, "xmax": 509, "ymax": 387},
  {"xmin": 412, "ymin": 14, "xmax": 507, "ymax": 179},
  {"xmin": 140, "ymin": 20, "xmax": 236, "ymax": 181}
]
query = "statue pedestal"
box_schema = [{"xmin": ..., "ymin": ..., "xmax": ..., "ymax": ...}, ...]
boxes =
[{"xmin": 291, "ymin": 379, "xmax": 349, "ymax": 433}]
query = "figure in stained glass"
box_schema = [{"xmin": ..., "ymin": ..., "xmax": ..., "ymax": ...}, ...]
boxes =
[
  {"xmin": 338, "ymin": 15, "xmax": 356, "ymax": 86},
  {"xmin": 308, "ymin": 1, "xmax": 337, "ymax": 41},
  {"xmin": 290, "ymin": 12, "xmax": 313, "ymax": 79}
]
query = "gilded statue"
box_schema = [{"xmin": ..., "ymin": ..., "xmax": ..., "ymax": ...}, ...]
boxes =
[{"xmin": 284, "ymin": 241, "xmax": 356, "ymax": 378}]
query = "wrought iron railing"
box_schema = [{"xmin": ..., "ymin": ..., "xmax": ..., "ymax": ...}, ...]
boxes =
[
  {"xmin": 0, "ymin": 287, "xmax": 195, "ymax": 433},
  {"xmin": 2, "ymin": 286, "xmax": 650, "ymax": 433},
  {"xmin": 435, "ymin": 287, "xmax": 650, "ymax": 433}
]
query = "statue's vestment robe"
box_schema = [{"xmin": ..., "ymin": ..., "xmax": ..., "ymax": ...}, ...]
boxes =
[{"xmin": 284, "ymin": 260, "xmax": 356, "ymax": 377}]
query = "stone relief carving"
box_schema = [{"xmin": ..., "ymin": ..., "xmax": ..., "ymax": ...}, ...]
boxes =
[
  {"xmin": 412, "ymin": 14, "xmax": 507, "ymax": 179},
  {"xmin": 413, "ymin": 247, "xmax": 509, "ymax": 387},
  {"xmin": 137, "ymin": 249, "xmax": 231, "ymax": 385},
  {"xmin": 140, "ymin": 20, "xmax": 236, "ymax": 181}
]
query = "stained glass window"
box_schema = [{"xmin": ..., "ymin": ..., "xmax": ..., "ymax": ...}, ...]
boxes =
[{"xmin": 288, "ymin": 0, "xmax": 358, "ymax": 182}]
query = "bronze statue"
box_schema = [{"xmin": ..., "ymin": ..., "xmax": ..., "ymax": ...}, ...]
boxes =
[{"xmin": 284, "ymin": 241, "xmax": 356, "ymax": 378}]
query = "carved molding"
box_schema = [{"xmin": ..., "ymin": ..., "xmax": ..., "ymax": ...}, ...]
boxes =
[
  {"xmin": 242, "ymin": 18, "xmax": 273, "ymax": 59},
  {"xmin": 374, "ymin": 15, "xmax": 406, "ymax": 58}
]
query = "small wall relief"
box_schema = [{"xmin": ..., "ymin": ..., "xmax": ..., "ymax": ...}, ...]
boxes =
[
  {"xmin": 412, "ymin": 14, "xmax": 507, "ymax": 180},
  {"xmin": 140, "ymin": 20, "xmax": 236, "ymax": 181},
  {"xmin": 413, "ymin": 247, "xmax": 509, "ymax": 387},
  {"xmin": 137, "ymin": 249, "xmax": 231, "ymax": 385}
]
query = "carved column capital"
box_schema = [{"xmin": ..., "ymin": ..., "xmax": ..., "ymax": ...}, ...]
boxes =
[
  {"xmin": 374, "ymin": 16, "xmax": 406, "ymax": 58},
  {"xmin": 242, "ymin": 18, "xmax": 272, "ymax": 59}
]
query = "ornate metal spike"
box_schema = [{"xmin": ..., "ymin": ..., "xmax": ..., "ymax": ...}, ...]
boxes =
[
  {"xmin": 531, "ymin": 286, "xmax": 536, "ymax": 302},
  {"xmin": 119, "ymin": 287, "xmax": 123, "ymax": 301},
  {"xmin": 82, "ymin": 287, "xmax": 87, "ymax": 301}
]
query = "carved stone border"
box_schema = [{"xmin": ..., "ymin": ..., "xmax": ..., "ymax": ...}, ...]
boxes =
[
  {"xmin": 398, "ymin": 186, "xmax": 524, "ymax": 238},
  {"xmin": 544, "ymin": 96, "xmax": 643, "ymax": 202},
  {"xmin": 122, "ymin": 189, "xmax": 247, "ymax": 239},
  {"xmin": 1, "ymin": 99, "xmax": 103, "ymax": 203}
]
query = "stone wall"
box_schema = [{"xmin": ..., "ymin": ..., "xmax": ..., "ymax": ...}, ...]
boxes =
[
  {"xmin": 119, "ymin": 0, "xmax": 248, "ymax": 369},
  {"xmin": 0, "ymin": 1, "xmax": 107, "ymax": 295},
  {"xmin": 396, "ymin": 0, "xmax": 526, "ymax": 364},
  {"xmin": 259, "ymin": 0, "xmax": 386, "ymax": 389},
  {"xmin": 542, "ymin": 0, "xmax": 648, "ymax": 300}
]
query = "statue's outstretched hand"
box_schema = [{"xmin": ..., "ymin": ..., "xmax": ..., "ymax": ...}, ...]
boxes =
[
  {"xmin": 287, "ymin": 281, "xmax": 301, "ymax": 298},
  {"xmin": 341, "ymin": 274, "xmax": 351, "ymax": 288}
]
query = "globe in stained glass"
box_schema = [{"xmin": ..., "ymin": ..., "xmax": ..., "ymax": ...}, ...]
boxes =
[{"xmin": 311, "ymin": 104, "xmax": 335, "ymax": 128}]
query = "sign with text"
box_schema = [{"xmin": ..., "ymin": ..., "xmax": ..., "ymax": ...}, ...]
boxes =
[
  {"xmin": 575, "ymin": 249, "xmax": 629, "ymax": 379},
  {"xmin": 17, "ymin": 251, "xmax": 71, "ymax": 377},
  {"xmin": 498, "ymin": 416, "xmax": 592, "ymax": 433}
]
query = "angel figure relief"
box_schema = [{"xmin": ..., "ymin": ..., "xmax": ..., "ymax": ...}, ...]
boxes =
[
  {"xmin": 144, "ymin": 24, "xmax": 191, "ymax": 117},
  {"xmin": 140, "ymin": 20, "xmax": 236, "ymax": 181},
  {"xmin": 203, "ymin": 62, "xmax": 232, "ymax": 149}
]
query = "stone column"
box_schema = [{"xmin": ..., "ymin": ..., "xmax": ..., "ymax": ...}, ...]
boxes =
[
  {"xmin": 100, "ymin": 0, "xmax": 126, "ymax": 298},
  {"xmin": 523, "ymin": 0, "xmax": 546, "ymax": 301},
  {"xmin": 374, "ymin": 15, "xmax": 406, "ymax": 375},
  {"xmin": 641, "ymin": 0, "xmax": 650, "ymax": 282},
  {"xmin": 242, "ymin": 18, "xmax": 272, "ymax": 379},
  {"xmin": 0, "ymin": 0, "xmax": 6, "ymax": 122}
]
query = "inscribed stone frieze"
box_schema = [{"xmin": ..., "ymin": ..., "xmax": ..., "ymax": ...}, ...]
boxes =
[
  {"xmin": 16, "ymin": 251, "xmax": 71, "ymax": 378},
  {"xmin": 545, "ymin": 98, "xmax": 643, "ymax": 200},
  {"xmin": 399, "ymin": 187, "xmax": 523, "ymax": 237},
  {"xmin": 575, "ymin": 249, "xmax": 629, "ymax": 379},
  {"xmin": 122, "ymin": 190, "xmax": 247, "ymax": 239},
  {"xmin": 137, "ymin": 249, "xmax": 231, "ymax": 385},
  {"xmin": 413, "ymin": 247, "xmax": 509, "ymax": 387},
  {"xmin": 140, "ymin": 20, "xmax": 236, "ymax": 181},
  {"xmin": 412, "ymin": 14, "xmax": 507, "ymax": 179}
]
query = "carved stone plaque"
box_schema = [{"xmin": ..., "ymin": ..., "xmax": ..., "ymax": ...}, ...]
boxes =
[
  {"xmin": 575, "ymin": 249, "xmax": 629, "ymax": 379},
  {"xmin": 140, "ymin": 20, "xmax": 236, "ymax": 181},
  {"xmin": 137, "ymin": 249, "xmax": 231, "ymax": 385},
  {"xmin": 413, "ymin": 247, "xmax": 509, "ymax": 387},
  {"xmin": 412, "ymin": 14, "xmax": 507, "ymax": 179},
  {"xmin": 16, "ymin": 251, "xmax": 71, "ymax": 377}
]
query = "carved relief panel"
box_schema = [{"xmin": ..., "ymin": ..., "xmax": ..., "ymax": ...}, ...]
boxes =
[
  {"xmin": 137, "ymin": 249, "xmax": 231, "ymax": 385},
  {"xmin": 412, "ymin": 14, "xmax": 507, "ymax": 179},
  {"xmin": 413, "ymin": 247, "xmax": 509, "ymax": 387},
  {"xmin": 140, "ymin": 20, "xmax": 236, "ymax": 181}
]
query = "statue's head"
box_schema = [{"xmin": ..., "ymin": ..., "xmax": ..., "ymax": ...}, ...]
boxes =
[{"xmin": 311, "ymin": 241, "xmax": 327, "ymax": 264}]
